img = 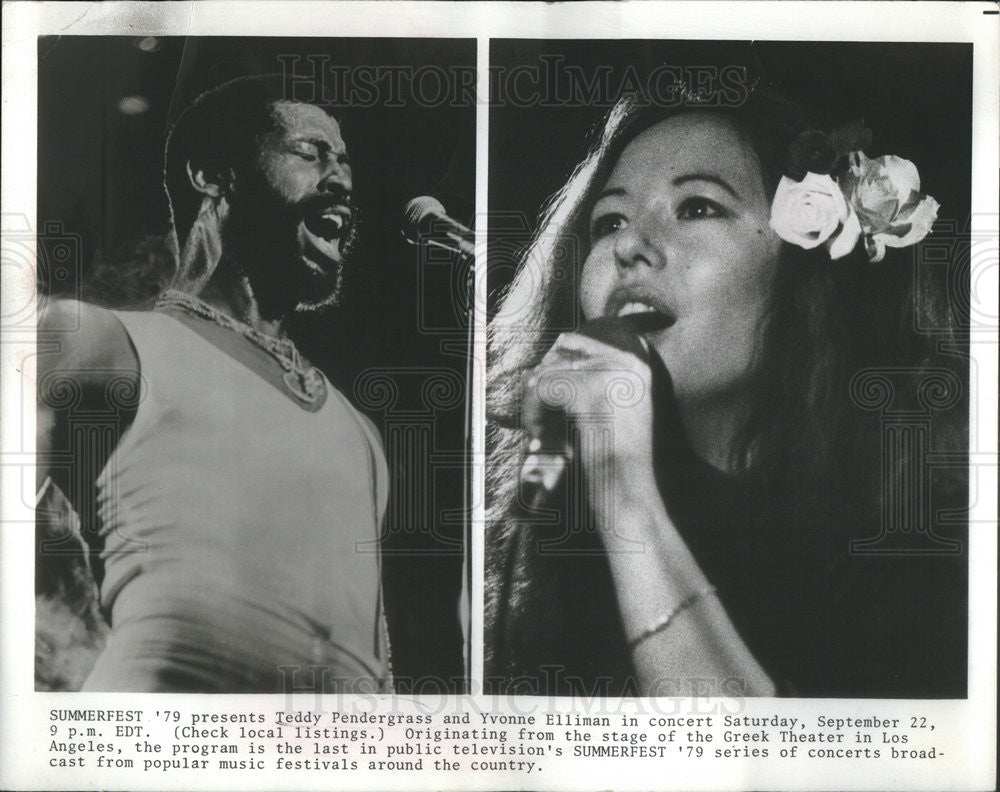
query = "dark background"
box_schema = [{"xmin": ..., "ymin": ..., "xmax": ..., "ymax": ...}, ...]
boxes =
[
  {"xmin": 487, "ymin": 40, "xmax": 973, "ymax": 315},
  {"xmin": 37, "ymin": 36, "xmax": 476, "ymax": 690}
]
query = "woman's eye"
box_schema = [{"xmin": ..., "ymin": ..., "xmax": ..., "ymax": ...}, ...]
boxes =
[
  {"xmin": 590, "ymin": 213, "xmax": 627, "ymax": 240},
  {"xmin": 677, "ymin": 197, "xmax": 727, "ymax": 220}
]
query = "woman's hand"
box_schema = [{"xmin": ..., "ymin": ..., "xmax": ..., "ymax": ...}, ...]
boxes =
[
  {"xmin": 521, "ymin": 327, "xmax": 776, "ymax": 697},
  {"xmin": 522, "ymin": 328, "xmax": 657, "ymax": 504}
]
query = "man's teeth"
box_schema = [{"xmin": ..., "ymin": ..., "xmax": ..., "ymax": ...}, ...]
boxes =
[
  {"xmin": 617, "ymin": 301, "xmax": 659, "ymax": 317},
  {"xmin": 320, "ymin": 212, "xmax": 345, "ymax": 231}
]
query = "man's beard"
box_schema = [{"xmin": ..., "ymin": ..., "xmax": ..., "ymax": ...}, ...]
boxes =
[
  {"xmin": 222, "ymin": 191, "xmax": 358, "ymax": 320},
  {"xmin": 293, "ymin": 212, "xmax": 360, "ymax": 315}
]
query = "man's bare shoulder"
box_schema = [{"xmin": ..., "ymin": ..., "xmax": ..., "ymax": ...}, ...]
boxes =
[{"xmin": 37, "ymin": 299, "xmax": 139, "ymax": 383}]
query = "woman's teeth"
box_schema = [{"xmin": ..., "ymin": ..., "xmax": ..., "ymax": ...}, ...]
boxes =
[
  {"xmin": 615, "ymin": 301, "xmax": 675, "ymax": 332},
  {"xmin": 617, "ymin": 301, "xmax": 659, "ymax": 317}
]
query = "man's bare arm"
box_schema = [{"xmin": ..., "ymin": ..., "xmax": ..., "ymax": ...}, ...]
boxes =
[{"xmin": 36, "ymin": 300, "xmax": 140, "ymax": 496}]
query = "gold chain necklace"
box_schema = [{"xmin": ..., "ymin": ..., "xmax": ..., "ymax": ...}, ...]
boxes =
[{"xmin": 155, "ymin": 289, "xmax": 324, "ymax": 404}]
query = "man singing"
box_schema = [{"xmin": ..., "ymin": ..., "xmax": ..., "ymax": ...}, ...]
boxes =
[{"xmin": 37, "ymin": 76, "xmax": 391, "ymax": 692}]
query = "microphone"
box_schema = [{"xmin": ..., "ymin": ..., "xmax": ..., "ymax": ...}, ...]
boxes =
[
  {"xmin": 402, "ymin": 196, "xmax": 475, "ymax": 261},
  {"xmin": 518, "ymin": 317, "xmax": 652, "ymax": 510}
]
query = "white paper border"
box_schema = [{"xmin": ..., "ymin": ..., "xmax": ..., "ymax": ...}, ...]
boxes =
[{"xmin": 2, "ymin": 3, "xmax": 996, "ymax": 791}]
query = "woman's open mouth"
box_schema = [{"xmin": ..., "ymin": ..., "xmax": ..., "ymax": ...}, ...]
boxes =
[{"xmin": 606, "ymin": 291, "xmax": 677, "ymax": 334}]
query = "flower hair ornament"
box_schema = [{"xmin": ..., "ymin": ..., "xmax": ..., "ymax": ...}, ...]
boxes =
[{"xmin": 769, "ymin": 120, "xmax": 940, "ymax": 262}]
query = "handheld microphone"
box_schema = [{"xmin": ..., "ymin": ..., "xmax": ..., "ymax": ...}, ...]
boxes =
[
  {"xmin": 518, "ymin": 317, "xmax": 653, "ymax": 510},
  {"xmin": 402, "ymin": 196, "xmax": 475, "ymax": 261}
]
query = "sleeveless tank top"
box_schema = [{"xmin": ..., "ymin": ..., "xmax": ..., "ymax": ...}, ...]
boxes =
[{"xmin": 84, "ymin": 310, "xmax": 390, "ymax": 692}]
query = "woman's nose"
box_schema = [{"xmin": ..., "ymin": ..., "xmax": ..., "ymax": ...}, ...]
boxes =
[{"xmin": 612, "ymin": 215, "xmax": 665, "ymax": 271}]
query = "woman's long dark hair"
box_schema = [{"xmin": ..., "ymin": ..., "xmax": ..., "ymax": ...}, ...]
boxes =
[
  {"xmin": 488, "ymin": 82, "xmax": 965, "ymax": 516},
  {"xmin": 485, "ymin": 83, "xmax": 967, "ymax": 688}
]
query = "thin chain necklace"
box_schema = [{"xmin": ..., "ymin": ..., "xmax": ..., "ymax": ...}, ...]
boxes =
[{"xmin": 155, "ymin": 289, "xmax": 324, "ymax": 404}]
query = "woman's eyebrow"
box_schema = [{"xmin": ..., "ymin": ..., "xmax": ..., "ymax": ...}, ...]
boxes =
[
  {"xmin": 594, "ymin": 186, "xmax": 627, "ymax": 202},
  {"xmin": 673, "ymin": 173, "xmax": 740, "ymax": 199}
]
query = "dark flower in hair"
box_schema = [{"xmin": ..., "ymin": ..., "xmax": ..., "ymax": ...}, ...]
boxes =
[
  {"xmin": 785, "ymin": 120, "xmax": 873, "ymax": 181},
  {"xmin": 785, "ymin": 130, "xmax": 838, "ymax": 180},
  {"xmin": 828, "ymin": 119, "xmax": 873, "ymax": 161}
]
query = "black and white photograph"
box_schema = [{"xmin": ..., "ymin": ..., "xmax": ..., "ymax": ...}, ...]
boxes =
[
  {"xmin": 0, "ymin": 4, "xmax": 996, "ymax": 792},
  {"xmin": 32, "ymin": 36, "xmax": 475, "ymax": 694},
  {"xmin": 486, "ymin": 40, "xmax": 971, "ymax": 699}
]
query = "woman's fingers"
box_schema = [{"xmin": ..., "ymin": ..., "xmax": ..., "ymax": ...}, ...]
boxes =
[
  {"xmin": 521, "ymin": 331, "xmax": 656, "ymax": 475},
  {"xmin": 530, "ymin": 331, "xmax": 652, "ymax": 418}
]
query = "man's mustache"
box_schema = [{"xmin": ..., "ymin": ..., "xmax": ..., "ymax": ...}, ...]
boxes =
[
  {"xmin": 229, "ymin": 190, "xmax": 353, "ymax": 223},
  {"xmin": 298, "ymin": 192, "xmax": 354, "ymax": 218},
  {"xmin": 225, "ymin": 190, "xmax": 359, "ymax": 257}
]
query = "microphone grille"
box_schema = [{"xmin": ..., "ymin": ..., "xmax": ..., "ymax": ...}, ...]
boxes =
[{"xmin": 402, "ymin": 195, "xmax": 446, "ymax": 237}]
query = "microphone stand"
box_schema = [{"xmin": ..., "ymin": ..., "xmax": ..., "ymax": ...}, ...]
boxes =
[{"xmin": 402, "ymin": 210, "xmax": 476, "ymax": 685}]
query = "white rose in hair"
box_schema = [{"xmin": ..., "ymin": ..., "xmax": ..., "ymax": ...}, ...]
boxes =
[
  {"xmin": 842, "ymin": 152, "xmax": 940, "ymax": 262},
  {"xmin": 769, "ymin": 173, "xmax": 860, "ymax": 259}
]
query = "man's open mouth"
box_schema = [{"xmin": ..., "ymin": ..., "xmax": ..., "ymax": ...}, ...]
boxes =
[{"xmin": 304, "ymin": 205, "xmax": 352, "ymax": 242}]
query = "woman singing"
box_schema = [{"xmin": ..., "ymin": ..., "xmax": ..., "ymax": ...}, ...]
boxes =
[{"xmin": 485, "ymin": 81, "xmax": 967, "ymax": 698}]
